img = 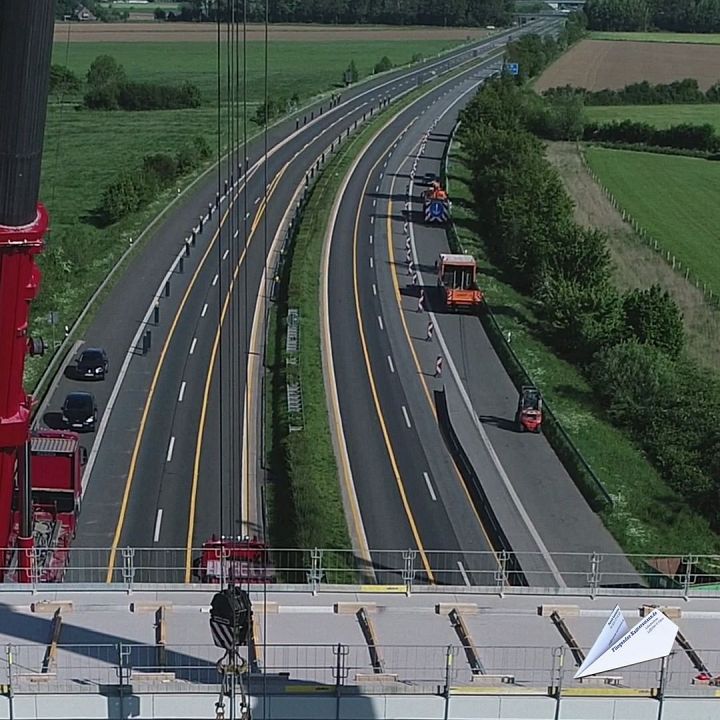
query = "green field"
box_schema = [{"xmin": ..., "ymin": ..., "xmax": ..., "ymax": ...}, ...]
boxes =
[
  {"xmin": 28, "ymin": 36, "xmax": 462, "ymax": 388},
  {"xmin": 590, "ymin": 31, "xmax": 720, "ymax": 44},
  {"xmin": 585, "ymin": 104, "xmax": 720, "ymax": 133},
  {"xmin": 585, "ymin": 147, "xmax": 720, "ymax": 297},
  {"xmin": 448, "ymin": 141, "xmax": 720, "ymax": 555}
]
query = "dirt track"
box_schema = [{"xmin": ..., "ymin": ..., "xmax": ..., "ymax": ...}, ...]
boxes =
[
  {"xmin": 536, "ymin": 39, "xmax": 720, "ymax": 91},
  {"xmin": 54, "ymin": 22, "xmax": 487, "ymax": 43},
  {"xmin": 546, "ymin": 141, "xmax": 720, "ymax": 370}
]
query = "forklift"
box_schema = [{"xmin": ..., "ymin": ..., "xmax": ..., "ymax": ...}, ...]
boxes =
[{"xmin": 515, "ymin": 385, "xmax": 542, "ymax": 433}]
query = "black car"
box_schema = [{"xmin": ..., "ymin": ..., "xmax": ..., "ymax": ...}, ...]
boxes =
[
  {"xmin": 61, "ymin": 392, "xmax": 98, "ymax": 432},
  {"xmin": 75, "ymin": 347, "xmax": 108, "ymax": 380}
]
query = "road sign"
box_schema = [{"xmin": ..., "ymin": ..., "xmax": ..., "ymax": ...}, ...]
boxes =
[{"xmin": 507, "ymin": 62, "xmax": 520, "ymax": 76}]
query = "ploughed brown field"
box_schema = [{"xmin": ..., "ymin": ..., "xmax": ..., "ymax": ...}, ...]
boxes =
[
  {"xmin": 535, "ymin": 39, "xmax": 720, "ymax": 91},
  {"xmin": 54, "ymin": 21, "xmax": 488, "ymax": 43}
]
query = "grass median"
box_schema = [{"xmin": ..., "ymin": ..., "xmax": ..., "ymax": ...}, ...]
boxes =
[{"xmin": 448, "ymin": 139, "xmax": 720, "ymax": 556}]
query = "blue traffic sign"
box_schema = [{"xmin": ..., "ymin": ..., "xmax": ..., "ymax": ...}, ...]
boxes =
[{"xmin": 507, "ymin": 62, "xmax": 519, "ymax": 76}]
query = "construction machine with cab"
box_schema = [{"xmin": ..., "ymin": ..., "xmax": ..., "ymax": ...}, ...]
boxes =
[
  {"xmin": 515, "ymin": 385, "xmax": 543, "ymax": 433},
  {"xmin": 437, "ymin": 253, "xmax": 484, "ymax": 311}
]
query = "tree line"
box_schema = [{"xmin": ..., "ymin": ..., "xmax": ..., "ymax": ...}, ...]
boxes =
[
  {"xmin": 97, "ymin": 137, "xmax": 211, "ymax": 225},
  {"xmin": 585, "ymin": 0, "xmax": 720, "ymax": 32},
  {"xmin": 151, "ymin": 0, "xmax": 514, "ymax": 26},
  {"xmin": 459, "ymin": 72, "xmax": 720, "ymax": 531},
  {"xmin": 83, "ymin": 55, "xmax": 201, "ymax": 111},
  {"xmin": 543, "ymin": 79, "xmax": 720, "ymax": 106}
]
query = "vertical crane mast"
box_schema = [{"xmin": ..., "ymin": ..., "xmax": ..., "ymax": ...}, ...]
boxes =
[{"xmin": 0, "ymin": 1, "xmax": 55, "ymax": 580}]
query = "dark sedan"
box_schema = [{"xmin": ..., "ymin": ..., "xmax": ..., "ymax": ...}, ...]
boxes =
[
  {"xmin": 61, "ymin": 392, "xmax": 98, "ymax": 432},
  {"xmin": 75, "ymin": 347, "xmax": 108, "ymax": 380}
]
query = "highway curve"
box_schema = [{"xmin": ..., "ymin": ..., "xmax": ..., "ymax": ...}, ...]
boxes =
[
  {"xmin": 327, "ymin": 23, "xmax": 640, "ymax": 589},
  {"xmin": 34, "ymin": 27, "xmax": 538, "ymax": 583},
  {"xmin": 325, "ymin": 37, "xmax": 555, "ymax": 587}
]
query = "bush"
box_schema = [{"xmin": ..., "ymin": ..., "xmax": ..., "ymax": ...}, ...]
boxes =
[
  {"xmin": 143, "ymin": 153, "xmax": 178, "ymax": 186},
  {"xmin": 545, "ymin": 79, "xmax": 712, "ymax": 106},
  {"xmin": 374, "ymin": 56, "xmax": 393, "ymax": 74},
  {"xmin": 622, "ymin": 285, "xmax": 685, "ymax": 357},
  {"xmin": 86, "ymin": 55, "xmax": 126, "ymax": 90},
  {"xmin": 49, "ymin": 65, "xmax": 80, "ymax": 95},
  {"xmin": 98, "ymin": 171, "xmax": 141, "ymax": 224},
  {"xmin": 83, "ymin": 85, "xmax": 119, "ymax": 110},
  {"xmin": 115, "ymin": 80, "xmax": 202, "ymax": 111}
]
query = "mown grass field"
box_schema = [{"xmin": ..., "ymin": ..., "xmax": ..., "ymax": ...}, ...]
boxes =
[
  {"xmin": 590, "ymin": 31, "xmax": 720, "ymax": 44},
  {"xmin": 448, "ymin": 140, "xmax": 720, "ymax": 555},
  {"xmin": 28, "ymin": 35, "xmax": 463, "ymax": 388},
  {"xmin": 585, "ymin": 104, "xmax": 720, "ymax": 133},
  {"xmin": 584, "ymin": 147, "xmax": 720, "ymax": 298}
]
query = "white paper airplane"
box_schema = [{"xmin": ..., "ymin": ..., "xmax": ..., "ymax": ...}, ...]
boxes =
[
  {"xmin": 574, "ymin": 607, "xmax": 678, "ymax": 679},
  {"xmin": 575, "ymin": 605, "xmax": 629, "ymax": 678}
]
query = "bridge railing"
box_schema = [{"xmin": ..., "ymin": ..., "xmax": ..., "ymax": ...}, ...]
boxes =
[
  {"xmin": 2, "ymin": 547, "xmax": 720, "ymax": 597},
  {"xmin": 0, "ymin": 641, "xmax": 712, "ymax": 697}
]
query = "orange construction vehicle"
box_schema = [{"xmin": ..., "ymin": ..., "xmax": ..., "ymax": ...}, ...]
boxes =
[
  {"xmin": 437, "ymin": 253, "xmax": 484, "ymax": 310},
  {"xmin": 515, "ymin": 386, "xmax": 543, "ymax": 433},
  {"xmin": 422, "ymin": 181, "xmax": 450, "ymax": 224}
]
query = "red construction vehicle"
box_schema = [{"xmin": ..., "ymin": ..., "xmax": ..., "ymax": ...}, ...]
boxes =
[
  {"xmin": 422, "ymin": 181, "xmax": 450, "ymax": 224},
  {"xmin": 196, "ymin": 536, "xmax": 275, "ymax": 584},
  {"xmin": 437, "ymin": 253, "xmax": 485, "ymax": 310},
  {"xmin": 5, "ymin": 431, "xmax": 85, "ymax": 582},
  {"xmin": 515, "ymin": 385, "xmax": 543, "ymax": 433},
  {"xmin": 0, "ymin": 3, "xmax": 62, "ymax": 582}
]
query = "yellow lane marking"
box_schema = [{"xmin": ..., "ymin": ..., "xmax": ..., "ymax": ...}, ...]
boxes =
[
  {"xmin": 385, "ymin": 173, "xmax": 499, "ymax": 564},
  {"xmin": 359, "ymin": 584, "xmax": 406, "ymax": 593},
  {"xmin": 106, "ymin": 186, "xmax": 244, "ymax": 581},
  {"xmin": 184, "ymin": 168, "xmax": 287, "ymax": 582},
  {"xmin": 351, "ymin": 140, "xmax": 435, "ymax": 583}
]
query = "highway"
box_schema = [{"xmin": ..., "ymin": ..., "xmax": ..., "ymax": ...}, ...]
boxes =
[
  {"xmin": 326, "ymin": 21, "xmax": 639, "ymax": 588},
  {"xmin": 33, "ymin": 25, "xmax": 541, "ymax": 583},
  {"xmin": 326, "ymin": 57, "xmax": 525, "ymax": 587}
]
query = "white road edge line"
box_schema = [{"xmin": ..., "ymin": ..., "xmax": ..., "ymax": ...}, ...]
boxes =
[
  {"xmin": 153, "ymin": 509, "xmax": 163, "ymax": 543},
  {"xmin": 166, "ymin": 436, "xmax": 175, "ymax": 463},
  {"xmin": 401, "ymin": 405, "xmax": 411, "ymax": 428},
  {"xmin": 178, "ymin": 381, "xmax": 186, "ymax": 402},
  {"xmin": 423, "ymin": 472, "xmax": 437, "ymax": 501},
  {"xmin": 405, "ymin": 80, "xmax": 567, "ymax": 589}
]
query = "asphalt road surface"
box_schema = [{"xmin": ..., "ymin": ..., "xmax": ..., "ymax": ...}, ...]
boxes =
[{"xmin": 34, "ymin": 24, "xmax": 549, "ymax": 583}]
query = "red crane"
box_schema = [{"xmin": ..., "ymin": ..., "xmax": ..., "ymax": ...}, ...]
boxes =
[{"xmin": 0, "ymin": 1, "xmax": 55, "ymax": 581}]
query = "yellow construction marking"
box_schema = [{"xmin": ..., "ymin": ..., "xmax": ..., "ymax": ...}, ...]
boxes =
[
  {"xmin": 184, "ymin": 168, "xmax": 287, "ymax": 581},
  {"xmin": 449, "ymin": 686, "xmax": 543, "ymax": 696},
  {"xmin": 359, "ymin": 584, "xmax": 406, "ymax": 593},
  {"xmin": 283, "ymin": 685, "xmax": 333, "ymax": 694},
  {"xmin": 562, "ymin": 687, "xmax": 653, "ymax": 697},
  {"xmin": 385, "ymin": 162, "xmax": 498, "ymax": 564},
  {"xmin": 352, "ymin": 149, "xmax": 435, "ymax": 583}
]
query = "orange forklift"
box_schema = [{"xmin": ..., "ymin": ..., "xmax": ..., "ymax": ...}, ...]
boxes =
[{"xmin": 515, "ymin": 385, "xmax": 543, "ymax": 433}]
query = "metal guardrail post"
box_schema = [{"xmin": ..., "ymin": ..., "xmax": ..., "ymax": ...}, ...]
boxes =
[
  {"xmin": 552, "ymin": 646, "xmax": 565, "ymax": 720},
  {"xmin": 443, "ymin": 645, "xmax": 454, "ymax": 720},
  {"xmin": 682, "ymin": 555, "xmax": 696, "ymax": 599},
  {"xmin": 121, "ymin": 547, "xmax": 135, "ymax": 592},
  {"xmin": 333, "ymin": 642, "xmax": 349, "ymax": 717},
  {"xmin": 402, "ymin": 549, "xmax": 417, "ymax": 594},
  {"xmin": 656, "ymin": 653, "xmax": 670, "ymax": 720},
  {"xmin": 6, "ymin": 644, "xmax": 14, "ymax": 720},
  {"xmin": 495, "ymin": 550, "xmax": 508, "ymax": 596},
  {"xmin": 308, "ymin": 548, "xmax": 323, "ymax": 593},
  {"xmin": 587, "ymin": 552, "xmax": 602, "ymax": 599}
]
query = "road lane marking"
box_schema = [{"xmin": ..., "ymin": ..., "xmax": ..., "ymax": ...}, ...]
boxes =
[
  {"xmin": 423, "ymin": 472, "xmax": 437, "ymax": 501},
  {"xmin": 166, "ymin": 436, "xmax": 175, "ymax": 463},
  {"xmin": 153, "ymin": 509, "xmax": 163, "ymax": 543},
  {"xmin": 212, "ymin": 273, "xmax": 219, "ymax": 286},
  {"xmin": 222, "ymin": 249, "xmax": 229, "ymax": 260},
  {"xmin": 369, "ymin": 234, "xmax": 373, "ymax": 244},
  {"xmin": 377, "ymin": 315, "xmax": 384, "ymax": 330},
  {"xmin": 387, "ymin": 355, "xmax": 395, "ymax": 373},
  {"xmin": 178, "ymin": 382, "xmax": 186, "ymax": 402},
  {"xmin": 201, "ymin": 303, "xmax": 208, "ymax": 317},
  {"xmin": 189, "ymin": 338, "xmax": 197, "ymax": 355},
  {"xmin": 254, "ymin": 196, "xmax": 261, "ymax": 204},
  {"xmin": 457, "ymin": 561, "xmax": 471, "ymax": 587},
  {"xmin": 369, "ymin": 257, "xmax": 374, "ymax": 269},
  {"xmin": 401, "ymin": 405, "xmax": 411, "ymax": 428},
  {"xmin": 372, "ymin": 283, "xmax": 377, "ymax": 295}
]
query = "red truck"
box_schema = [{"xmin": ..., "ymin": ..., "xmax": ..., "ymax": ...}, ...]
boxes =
[
  {"xmin": 196, "ymin": 536, "xmax": 275, "ymax": 584},
  {"xmin": 5, "ymin": 431, "xmax": 85, "ymax": 582}
]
